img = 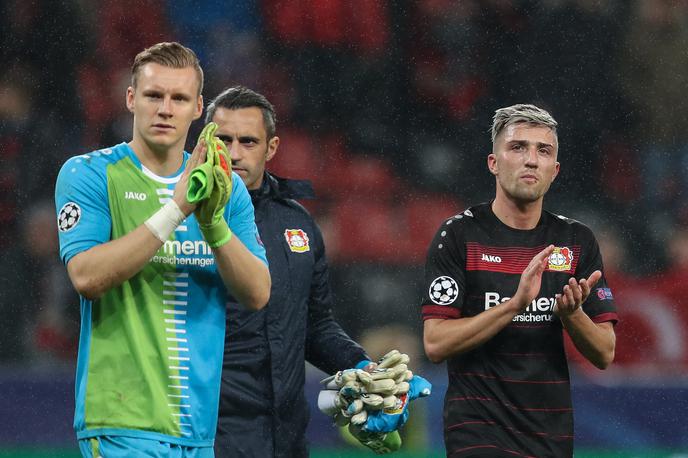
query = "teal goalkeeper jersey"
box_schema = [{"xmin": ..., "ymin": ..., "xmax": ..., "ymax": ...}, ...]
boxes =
[{"xmin": 54, "ymin": 143, "xmax": 267, "ymax": 447}]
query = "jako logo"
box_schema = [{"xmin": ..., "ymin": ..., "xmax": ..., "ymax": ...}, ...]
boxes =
[
  {"xmin": 125, "ymin": 192, "xmax": 147, "ymax": 201},
  {"xmin": 481, "ymin": 253, "xmax": 502, "ymax": 263}
]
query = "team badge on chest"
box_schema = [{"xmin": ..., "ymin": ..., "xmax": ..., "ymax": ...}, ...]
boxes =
[
  {"xmin": 548, "ymin": 246, "xmax": 573, "ymax": 271},
  {"xmin": 284, "ymin": 229, "xmax": 310, "ymax": 253}
]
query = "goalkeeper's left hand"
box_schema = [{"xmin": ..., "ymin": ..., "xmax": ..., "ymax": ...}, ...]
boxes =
[
  {"xmin": 190, "ymin": 123, "xmax": 234, "ymax": 248},
  {"xmin": 362, "ymin": 375, "xmax": 432, "ymax": 434}
]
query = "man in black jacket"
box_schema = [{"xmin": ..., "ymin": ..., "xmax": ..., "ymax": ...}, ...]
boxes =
[{"xmin": 208, "ymin": 86, "xmax": 372, "ymax": 457}]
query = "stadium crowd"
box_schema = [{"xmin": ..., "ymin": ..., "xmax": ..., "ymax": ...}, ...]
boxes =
[{"xmin": 1, "ymin": 0, "xmax": 687, "ymax": 378}]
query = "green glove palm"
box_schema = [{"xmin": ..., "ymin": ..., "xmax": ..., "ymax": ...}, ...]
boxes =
[
  {"xmin": 188, "ymin": 122, "xmax": 233, "ymax": 248},
  {"xmin": 187, "ymin": 123, "xmax": 218, "ymax": 204},
  {"xmin": 348, "ymin": 425, "xmax": 402, "ymax": 455}
]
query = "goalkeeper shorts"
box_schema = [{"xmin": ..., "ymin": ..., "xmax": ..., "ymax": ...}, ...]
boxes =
[{"xmin": 78, "ymin": 436, "xmax": 215, "ymax": 458}]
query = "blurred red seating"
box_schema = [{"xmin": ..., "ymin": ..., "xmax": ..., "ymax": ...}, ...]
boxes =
[
  {"xmin": 268, "ymin": 128, "xmax": 321, "ymax": 181},
  {"xmin": 403, "ymin": 193, "xmax": 462, "ymax": 262},
  {"xmin": 325, "ymin": 156, "xmax": 399, "ymax": 198},
  {"xmin": 329, "ymin": 192, "xmax": 461, "ymax": 264},
  {"xmin": 329, "ymin": 197, "xmax": 403, "ymax": 263}
]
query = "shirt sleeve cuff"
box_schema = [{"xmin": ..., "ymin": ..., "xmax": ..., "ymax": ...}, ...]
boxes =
[
  {"xmin": 355, "ymin": 360, "xmax": 373, "ymax": 370},
  {"xmin": 591, "ymin": 312, "xmax": 618, "ymax": 325},
  {"xmin": 422, "ymin": 304, "xmax": 461, "ymax": 321}
]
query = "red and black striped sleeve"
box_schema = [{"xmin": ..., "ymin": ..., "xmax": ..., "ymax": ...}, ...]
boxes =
[
  {"xmin": 421, "ymin": 215, "xmax": 467, "ymax": 321},
  {"xmin": 575, "ymin": 224, "xmax": 618, "ymax": 325}
]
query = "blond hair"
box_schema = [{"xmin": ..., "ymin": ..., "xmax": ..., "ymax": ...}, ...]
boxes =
[
  {"xmin": 491, "ymin": 104, "xmax": 558, "ymax": 144},
  {"xmin": 131, "ymin": 42, "xmax": 203, "ymax": 95}
]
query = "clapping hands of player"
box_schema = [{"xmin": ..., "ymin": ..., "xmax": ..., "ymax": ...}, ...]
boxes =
[
  {"xmin": 553, "ymin": 270, "xmax": 602, "ymax": 317},
  {"xmin": 173, "ymin": 136, "xmax": 208, "ymax": 216},
  {"xmin": 514, "ymin": 244, "xmax": 554, "ymax": 311},
  {"xmin": 185, "ymin": 122, "xmax": 234, "ymax": 248}
]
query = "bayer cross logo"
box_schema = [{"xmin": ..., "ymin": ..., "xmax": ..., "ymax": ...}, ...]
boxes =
[
  {"xmin": 58, "ymin": 202, "xmax": 81, "ymax": 232},
  {"xmin": 429, "ymin": 276, "xmax": 459, "ymax": 305},
  {"xmin": 547, "ymin": 246, "xmax": 573, "ymax": 271}
]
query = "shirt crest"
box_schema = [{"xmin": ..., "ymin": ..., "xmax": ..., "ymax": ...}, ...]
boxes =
[{"xmin": 284, "ymin": 229, "xmax": 310, "ymax": 253}]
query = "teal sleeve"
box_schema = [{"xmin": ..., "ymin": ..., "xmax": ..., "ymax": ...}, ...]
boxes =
[
  {"xmin": 226, "ymin": 172, "xmax": 268, "ymax": 266},
  {"xmin": 55, "ymin": 154, "xmax": 111, "ymax": 265}
]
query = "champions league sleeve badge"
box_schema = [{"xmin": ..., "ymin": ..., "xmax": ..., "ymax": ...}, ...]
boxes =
[
  {"xmin": 58, "ymin": 202, "xmax": 81, "ymax": 232},
  {"xmin": 284, "ymin": 229, "xmax": 310, "ymax": 253},
  {"xmin": 429, "ymin": 276, "xmax": 459, "ymax": 305},
  {"xmin": 548, "ymin": 246, "xmax": 573, "ymax": 271}
]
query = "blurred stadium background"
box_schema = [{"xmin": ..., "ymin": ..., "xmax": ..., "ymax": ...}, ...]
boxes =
[{"xmin": 1, "ymin": 0, "xmax": 688, "ymax": 456}]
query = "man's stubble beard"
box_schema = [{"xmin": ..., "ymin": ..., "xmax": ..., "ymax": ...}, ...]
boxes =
[{"xmin": 500, "ymin": 177, "xmax": 551, "ymax": 204}]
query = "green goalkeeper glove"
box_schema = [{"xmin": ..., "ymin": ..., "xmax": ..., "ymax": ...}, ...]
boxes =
[
  {"xmin": 189, "ymin": 123, "xmax": 233, "ymax": 248},
  {"xmin": 187, "ymin": 123, "xmax": 218, "ymax": 204},
  {"xmin": 348, "ymin": 424, "xmax": 402, "ymax": 455}
]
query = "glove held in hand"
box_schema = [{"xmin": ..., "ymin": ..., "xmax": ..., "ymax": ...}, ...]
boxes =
[{"xmin": 190, "ymin": 123, "xmax": 233, "ymax": 248}]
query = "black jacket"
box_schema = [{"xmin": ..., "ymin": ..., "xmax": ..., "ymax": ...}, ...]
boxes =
[{"xmin": 215, "ymin": 173, "xmax": 369, "ymax": 457}]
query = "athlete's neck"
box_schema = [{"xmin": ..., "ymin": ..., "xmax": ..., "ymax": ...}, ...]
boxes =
[
  {"xmin": 491, "ymin": 192, "xmax": 543, "ymax": 230},
  {"xmin": 128, "ymin": 138, "xmax": 185, "ymax": 176}
]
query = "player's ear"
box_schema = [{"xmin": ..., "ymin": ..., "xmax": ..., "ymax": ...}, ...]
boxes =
[
  {"xmin": 487, "ymin": 153, "xmax": 498, "ymax": 176},
  {"xmin": 266, "ymin": 136, "xmax": 279, "ymax": 162},
  {"xmin": 193, "ymin": 95, "xmax": 203, "ymax": 120},
  {"xmin": 552, "ymin": 161, "xmax": 560, "ymax": 182},
  {"xmin": 126, "ymin": 87, "xmax": 135, "ymax": 113}
]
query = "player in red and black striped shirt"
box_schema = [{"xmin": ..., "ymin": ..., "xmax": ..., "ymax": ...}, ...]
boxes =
[{"xmin": 422, "ymin": 104, "xmax": 618, "ymax": 457}]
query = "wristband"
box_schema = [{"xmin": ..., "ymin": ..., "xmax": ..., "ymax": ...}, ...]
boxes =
[
  {"xmin": 200, "ymin": 221, "xmax": 233, "ymax": 248},
  {"xmin": 145, "ymin": 200, "xmax": 186, "ymax": 242}
]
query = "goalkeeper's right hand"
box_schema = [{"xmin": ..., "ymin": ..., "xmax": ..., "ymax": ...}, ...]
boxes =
[{"xmin": 186, "ymin": 123, "xmax": 218, "ymax": 204}]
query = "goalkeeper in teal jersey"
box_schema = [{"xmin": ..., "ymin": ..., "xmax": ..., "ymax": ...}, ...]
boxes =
[{"xmin": 54, "ymin": 42, "xmax": 270, "ymax": 457}]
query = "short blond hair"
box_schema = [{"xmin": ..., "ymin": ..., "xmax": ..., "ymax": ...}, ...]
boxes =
[
  {"xmin": 491, "ymin": 104, "xmax": 558, "ymax": 144},
  {"xmin": 131, "ymin": 42, "xmax": 203, "ymax": 95}
]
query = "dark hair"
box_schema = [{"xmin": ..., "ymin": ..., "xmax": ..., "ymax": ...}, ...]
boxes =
[
  {"xmin": 205, "ymin": 86, "xmax": 277, "ymax": 138},
  {"xmin": 131, "ymin": 42, "xmax": 203, "ymax": 96}
]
